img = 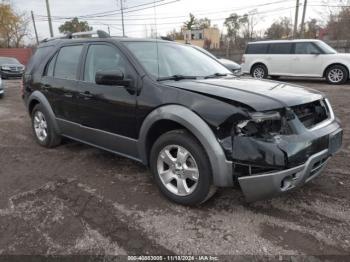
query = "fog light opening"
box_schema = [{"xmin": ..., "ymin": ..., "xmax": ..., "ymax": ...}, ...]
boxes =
[{"xmin": 281, "ymin": 176, "xmax": 293, "ymax": 191}]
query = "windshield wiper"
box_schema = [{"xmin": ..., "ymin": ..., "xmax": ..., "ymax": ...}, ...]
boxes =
[
  {"xmin": 204, "ymin": 73, "xmax": 232, "ymax": 79},
  {"xmin": 157, "ymin": 75, "xmax": 198, "ymax": 81}
]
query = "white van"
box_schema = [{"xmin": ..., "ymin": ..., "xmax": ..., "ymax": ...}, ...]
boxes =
[{"xmin": 241, "ymin": 39, "xmax": 350, "ymax": 84}]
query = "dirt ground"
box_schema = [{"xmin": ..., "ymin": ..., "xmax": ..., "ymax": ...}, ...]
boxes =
[{"xmin": 0, "ymin": 78, "xmax": 349, "ymax": 258}]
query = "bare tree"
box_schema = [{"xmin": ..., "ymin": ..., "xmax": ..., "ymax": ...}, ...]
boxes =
[
  {"xmin": 0, "ymin": 3, "xmax": 30, "ymax": 47},
  {"xmin": 265, "ymin": 17, "xmax": 293, "ymax": 39}
]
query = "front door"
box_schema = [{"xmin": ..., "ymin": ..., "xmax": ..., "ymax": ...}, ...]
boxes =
[
  {"xmin": 290, "ymin": 42, "xmax": 325, "ymax": 77},
  {"xmin": 77, "ymin": 43, "xmax": 138, "ymax": 139}
]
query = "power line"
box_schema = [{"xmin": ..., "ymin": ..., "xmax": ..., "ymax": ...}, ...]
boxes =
[
  {"xmin": 36, "ymin": 0, "xmax": 295, "ymax": 20},
  {"xmin": 36, "ymin": 0, "xmax": 172, "ymax": 19}
]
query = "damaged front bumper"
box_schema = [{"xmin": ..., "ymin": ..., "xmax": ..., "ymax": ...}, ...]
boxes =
[
  {"xmin": 218, "ymin": 98, "xmax": 343, "ymax": 201},
  {"xmin": 236, "ymin": 124, "xmax": 343, "ymax": 202}
]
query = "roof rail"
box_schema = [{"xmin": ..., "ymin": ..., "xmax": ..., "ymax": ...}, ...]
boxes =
[{"xmin": 40, "ymin": 30, "xmax": 110, "ymax": 43}]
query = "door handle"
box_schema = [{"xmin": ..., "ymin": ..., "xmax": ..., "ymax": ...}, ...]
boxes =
[{"xmin": 64, "ymin": 93, "xmax": 73, "ymax": 98}]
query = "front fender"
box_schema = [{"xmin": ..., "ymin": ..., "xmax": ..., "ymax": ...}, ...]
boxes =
[{"xmin": 138, "ymin": 105, "xmax": 233, "ymax": 187}]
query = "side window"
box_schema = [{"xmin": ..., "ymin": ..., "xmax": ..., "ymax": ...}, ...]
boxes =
[
  {"xmin": 269, "ymin": 43, "xmax": 293, "ymax": 54},
  {"xmin": 246, "ymin": 44, "xmax": 268, "ymax": 54},
  {"xmin": 84, "ymin": 44, "xmax": 127, "ymax": 83},
  {"xmin": 295, "ymin": 42, "xmax": 320, "ymax": 54},
  {"xmin": 54, "ymin": 45, "xmax": 83, "ymax": 80},
  {"xmin": 45, "ymin": 53, "xmax": 57, "ymax": 77},
  {"xmin": 26, "ymin": 46, "xmax": 53, "ymax": 74}
]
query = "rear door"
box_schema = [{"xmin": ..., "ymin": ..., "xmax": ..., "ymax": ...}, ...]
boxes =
[
  {"xmin": 41, "ymin": 44, "xmax": 85, "ymax": 123},
  {"xmin": 267, "ymin": 43, "xmax": 293, "ymax": 76},
  {"xmin": 290, "ymin": 42, "xmax": 325, "ymax": 77}
]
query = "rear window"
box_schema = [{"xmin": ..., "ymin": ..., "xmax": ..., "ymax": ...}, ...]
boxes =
[
  {"xmin": 54, "ymin": 45, "xmax": 83, "ymax": 80},
  {"xmin": 246, "ymin": 44, "xmax": 268, "ymax": 54},
  {"xmin": 26, "ymin": 46, "xmax": 53, "ymax": 73},
  {"xmin": 268, "ymin": 43, "xmax": 292, "ymax": 54}
]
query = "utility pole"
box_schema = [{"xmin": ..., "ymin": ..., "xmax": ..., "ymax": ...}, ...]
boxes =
[
  {"xmin": 31, "ymin": 11, "xmax": 39, "ymax": 45},
  {"xmin": 120, "ymin": 0, "xmax": 125, "ymax": 37},
  {"xmin": 293, "ymin": 0, "xmax": 300, "ymax": 39},
  {"xmin": 45, "ymin": 0, "xmax": 54, "ymax": 37},
  {"xmin": 300, "ymin": 0, "xmax": 308, "ymax": 38}
]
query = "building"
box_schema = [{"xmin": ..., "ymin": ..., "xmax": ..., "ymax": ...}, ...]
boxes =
[{"xmin": 177, "ymin": 27, "xmax": 220, "ymax": 49}]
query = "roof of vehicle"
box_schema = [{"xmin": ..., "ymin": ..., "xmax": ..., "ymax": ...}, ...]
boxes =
[
  {"xmin": 248, "ymin": 39, "xmax": 322, "ymax": 44},
  {"xmin": 38, "ymin": 35, "xmax": 173, "ymax": 48}
]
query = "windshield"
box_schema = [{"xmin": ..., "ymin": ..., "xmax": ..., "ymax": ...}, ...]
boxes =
[
  {"xmin": 0, "ymin": 57, "xmax": 20, "ymax": 64},
  {"xmin": 315, "ymin": 41, "xmax": 337, "ymax": 54},
  {"xmin": 123, "ymin": 41, "xmax": 231, "ymax": 79}
]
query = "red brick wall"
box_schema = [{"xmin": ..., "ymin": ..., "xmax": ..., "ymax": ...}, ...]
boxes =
[{"xmin": 0, "ymin": 48, "xmax": 33, "ymax": 65}]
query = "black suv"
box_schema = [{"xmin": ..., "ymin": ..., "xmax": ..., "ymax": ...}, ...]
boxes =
[{"xmin": 23, "ymin": 31, "xmax": 343, "ymax": 205}]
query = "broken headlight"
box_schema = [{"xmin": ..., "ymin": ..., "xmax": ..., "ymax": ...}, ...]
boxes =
[{"xmin": 236, "ymin": 111, "xmax": 282, "ymax": 137}]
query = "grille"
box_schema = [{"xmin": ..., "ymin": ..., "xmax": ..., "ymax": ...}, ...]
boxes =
[
  {"xmin": 292, "ymin": 100, "xmax": 329, "ymax": 128},
  {"xmin": 9, "ymin": 66, "xmax": 22, "ymax": 71}
]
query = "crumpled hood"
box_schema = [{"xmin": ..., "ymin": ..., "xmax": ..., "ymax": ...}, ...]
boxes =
[{"xmin": 164, "ymin": 77, "xmax": 324, "ymax": 111}]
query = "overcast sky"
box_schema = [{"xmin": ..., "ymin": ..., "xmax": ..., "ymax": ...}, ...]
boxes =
[{"xmin": 9, "ymin": 0, "xmax": 343, "ymax": 43}]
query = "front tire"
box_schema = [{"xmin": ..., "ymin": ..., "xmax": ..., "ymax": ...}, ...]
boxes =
[
  {"xmin": 150, "ymin": 129, "xmax": 216, "ymax": 205},
  {"xmin": 326, "ymin": 65, "xmax": 348, "ymax": 85},
  {"xmin": 31, "ymin": 104, "xmax": 61, "ymax": 148},
  {"xmin": 251, "ymin": 64, "xmax": 268, "ymax": 79}
]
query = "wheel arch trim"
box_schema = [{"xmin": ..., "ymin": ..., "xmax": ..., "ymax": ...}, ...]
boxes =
[
  {"xmin": 138, "ymin": 104, "xmax": 233, "ymax": 187},
  {"xmin": 27, "ymin": 91, "xmax": 61, "ymax": 134}
]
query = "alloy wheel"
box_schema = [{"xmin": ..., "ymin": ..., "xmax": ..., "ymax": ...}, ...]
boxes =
[
  {"xmin": 328, "ymin": 68, "xmax": 344, "ymax": 83},
  {"xmin": 157, "ymin": 145, "xmax": 199, "ymax": 196},
  {"xmin": 33, "ymin": 111, "xmax": 48, "ymax": 142},
  {"xmin": 253, "ymin": 67, "xmax": 265, "ymax": 79}
]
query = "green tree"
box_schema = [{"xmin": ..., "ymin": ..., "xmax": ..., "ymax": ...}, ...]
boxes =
[
  {"xmin": 58, "ymin": 17, "xmax": 93, "ymax": 34},
  {"xmin": 184, "ymin": 13, "xmax": 197, "ymax": 30}
]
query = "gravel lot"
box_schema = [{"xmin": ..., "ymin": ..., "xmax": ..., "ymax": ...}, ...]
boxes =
[{"xmin": 0, "ymin": 78, "xmax": 349, "ymax": 258}]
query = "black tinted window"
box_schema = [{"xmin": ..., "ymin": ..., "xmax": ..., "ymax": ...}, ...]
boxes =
[
  {"xmin": 84, "ymin": 45, "xmax": 126, "ymax": 83},
  {"xmin": 246, "ymin": 44, "xmax": 268, "ymax": 54},
  {"xmin": 295, "ymin": 42, "xmax": 320, "ymax": 54},
  {"xmin": 269, "ymin": 43, "xmax": 292, "ymax": 54},
  {"xmin": 54, "ymin": 45, "xmax": 83, "ymax": 80}
]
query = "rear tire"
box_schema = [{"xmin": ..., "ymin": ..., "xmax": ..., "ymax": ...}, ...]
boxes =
[
  {"xmin": 326, "ymin": 65, "xmax": 348, "ymax": 85},
  {"xmin": 251, "ymin": 64, "xmax": 268, "ymax": 79},
  {"xmin": 150, "ymin": 129, "xmax": 216, "ymax": 206},
  {"xmin": 31, "ymin": 104, "xmax": 61, "ymax": 148}
]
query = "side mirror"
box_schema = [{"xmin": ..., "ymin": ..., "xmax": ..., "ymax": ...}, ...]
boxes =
[{"xmin": 95, "ymin": 69, "xmax": 130, "ymax": 86}]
